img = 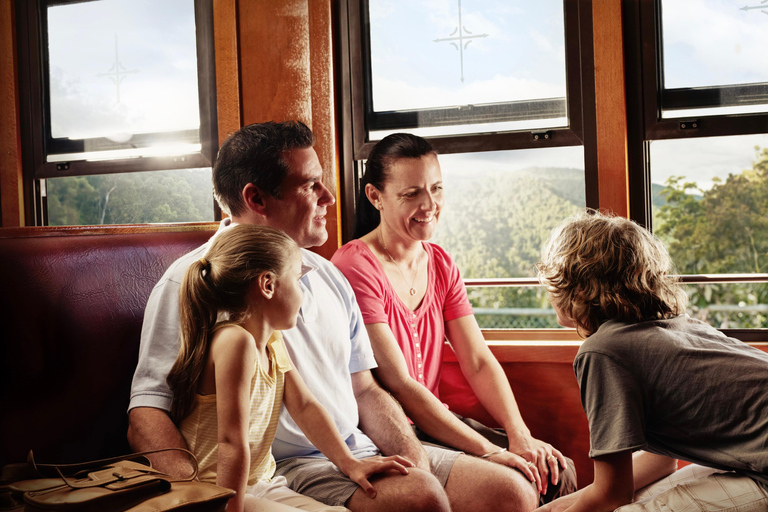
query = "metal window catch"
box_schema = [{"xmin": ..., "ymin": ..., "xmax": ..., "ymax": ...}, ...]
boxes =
[
  {"xmin": 56, "ymin": 162, "xmax": 70, "ymax": 171},
  {"xmin": 679, "ymin": 120, "xmax": 699, "ymax": 130},
  {"xmin": 532, "ymin": 131, "xmax": 552, "ymax": 141}
]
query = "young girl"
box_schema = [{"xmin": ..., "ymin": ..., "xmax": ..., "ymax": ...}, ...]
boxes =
[
  {"xmin": 166, "ymin": 224, "xmax": 411, "ymax": 512},
  {"xmin": 535, "ymin": 211, "xmax": 768, "ymax": 512}
]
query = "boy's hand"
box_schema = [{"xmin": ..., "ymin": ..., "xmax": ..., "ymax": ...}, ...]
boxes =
[{"xmin": 344, "ymin": 455, "xmax": 414, "ymax": 498}]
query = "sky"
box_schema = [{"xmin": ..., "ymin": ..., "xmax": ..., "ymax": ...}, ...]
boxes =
[
  {"xmin": 368, "ymin": 0, "xmax": 768, "ymax": 188},
  {"xmin": 45, "ymin": 0, "xmax": 768, "ymax": 187},
  {"xmin": 47, "ymin": 0, "xmax": 199, "ymax": 140}
]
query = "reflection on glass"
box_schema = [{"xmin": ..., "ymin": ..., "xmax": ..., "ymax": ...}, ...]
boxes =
[
  {"xmin": 368, "ymin": 0, "xmax": 567, "ymax": 132},
  {"xmin": 660, "ymin": 0, "xmax": 768, "ymax": 89},
  {"xmin": 47, "ymin": 168, "xmax": 214, "ymax": 226},
  {"xmin": 47, "ymin": 0, "xmax": 200, "ymax": 144}
]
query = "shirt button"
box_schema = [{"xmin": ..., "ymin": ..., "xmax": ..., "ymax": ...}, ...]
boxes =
[
  {"xmin": 417, "ymin": 363, "xmax": 422, "ymax": 368},
  {"xmin": 415, "ymin": 343, "xmax": 420, "ymax": 348},
  {"xmin": 414, "ymin": 333, "xmax": 418, "ymax": 337},
  {"xmin": 419, "ymin": 374, "xmax": 423, "ymax": 379}
]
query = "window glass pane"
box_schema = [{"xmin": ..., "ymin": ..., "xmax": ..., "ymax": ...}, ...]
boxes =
[
  {"xmin": 430, "ymin": 146, "xmax": 585, "ymax": 328},
  {"xmin": 46, "ymin": 168, "xmax": 214, "ymax": 226},
  {"xmin": 650, "ymin": 134, "xmax": 768, "ymax": 329},
  {"xmin": 684, "ymin": 283, "xmax": 768, "ymax": 329},
  {"xmin": 660, "ymin": 0, "xmax": 768, "ymax": 89},
  {"xmin": 367, "ymin": 0, "xmax": 567, "ymax": 134},
  {"xmin": 46, "ymin": 0, "xmax": 200, "ymax": 157}
]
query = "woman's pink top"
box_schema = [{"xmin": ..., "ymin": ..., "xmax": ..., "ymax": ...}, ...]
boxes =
[{"xmin": 332, "ymin": 240, "xmax": 473, "ymax": 399}]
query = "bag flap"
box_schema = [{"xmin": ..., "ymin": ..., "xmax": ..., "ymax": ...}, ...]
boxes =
[{"xmin": 126, "ymin": 481, "xmax": 235, "ymax": 512}]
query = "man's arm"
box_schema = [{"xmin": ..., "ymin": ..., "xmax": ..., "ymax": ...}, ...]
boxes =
[
  {"xmin": 127, "ymin": 407, "xmax": 195, "ymax": 478},
  {"xmin": 351, "ymin": 368, "xmax": 431, "ymax": 471}
]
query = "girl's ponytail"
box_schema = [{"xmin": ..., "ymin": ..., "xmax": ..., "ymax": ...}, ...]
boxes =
[{"xmin": 167, "ymin": 224, "xmax": 299, "ymax": 424}]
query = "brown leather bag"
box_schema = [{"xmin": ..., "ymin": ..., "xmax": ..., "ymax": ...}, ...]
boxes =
[{"xmin": 0, "ymin": 449, "xmax": 235, "ymax": 512}]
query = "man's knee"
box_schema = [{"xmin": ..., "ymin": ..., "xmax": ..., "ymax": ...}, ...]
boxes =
[{"xmin": 347, "ymin": 468, "xmax": 450, "ymax": 512}]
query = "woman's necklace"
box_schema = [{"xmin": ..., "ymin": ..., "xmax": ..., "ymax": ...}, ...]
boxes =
[{"xmin": 378, "ymin": 229, "xmax": 419, "ymax": 296}]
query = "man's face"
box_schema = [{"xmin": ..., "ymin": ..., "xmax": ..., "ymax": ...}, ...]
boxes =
[{"xmin": 263, "ymin": 147, "xmax": 335, "ymax": 248}]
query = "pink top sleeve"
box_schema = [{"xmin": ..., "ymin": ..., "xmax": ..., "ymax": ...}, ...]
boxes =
[{"xmin": 332, "ymin": 240, "xmax": 473, "ymax": 399}]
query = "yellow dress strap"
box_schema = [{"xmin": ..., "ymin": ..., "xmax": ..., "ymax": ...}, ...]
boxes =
[{"xmin": 267, "ymin": 332, "xmax": 292, "ymax": 373}]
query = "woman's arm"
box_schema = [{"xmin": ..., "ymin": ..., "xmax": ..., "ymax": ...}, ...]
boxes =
[
  {"xmin": 211, "ymin": 331, "xmax": 257, "ymax": 512},
  {"xmin": 445, "ymin": 315, "xmax": 567, "ymax": 489},
  {"xmin": 364, "ymin": 322, "xmax": 540, "ymax": 488},
  {"xmin": 282, "ymin": 366, "xmax": 412, "ymax": 498}
]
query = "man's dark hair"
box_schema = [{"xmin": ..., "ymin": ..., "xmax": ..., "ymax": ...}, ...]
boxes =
[{"xmin": 213, "ymin": 121, "xmax": 315, "ymax": 216}]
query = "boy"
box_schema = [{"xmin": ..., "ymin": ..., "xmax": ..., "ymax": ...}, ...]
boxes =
[{"xmin": 535, "ymin": 211, "xmax": 768, "ymax": 512}]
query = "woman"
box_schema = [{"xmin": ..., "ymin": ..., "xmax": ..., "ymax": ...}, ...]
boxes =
[{"xmin": 331, "ymin": 133, "xmax": 576, "ymax": 504}]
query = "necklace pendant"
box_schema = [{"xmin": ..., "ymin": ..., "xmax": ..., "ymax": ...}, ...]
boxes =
[{"xmin": 410, "ymin": 287, "xmax": 416, "ymax": 296}]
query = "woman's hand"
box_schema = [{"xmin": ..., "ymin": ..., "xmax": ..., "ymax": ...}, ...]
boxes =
[
  {"xmin": 508, "ymin": 433, "xmax": 568, "ymax": 495},
  {"xmin": 341, "ymin": 455, "xmax": 414, "ymax": 498},
  {"xmin": 486, "ymin": 449, "xmax": 543, "ymax": 493}
]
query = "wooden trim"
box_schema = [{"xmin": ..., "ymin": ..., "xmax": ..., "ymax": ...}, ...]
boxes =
[
  {"xmin": 0, "ymin": 0, "xmax": 23, "ymax": 227},
  {"xmin": 213, "ymin": 0, "xmax": 240, "ymax": 145},
  {"xmin": 0, "ymin": 221, "xmax": 219, "ymax": 238},
  {"xmin": 592, "ymin": 0, "xmax": 629, "ymax": 217}
]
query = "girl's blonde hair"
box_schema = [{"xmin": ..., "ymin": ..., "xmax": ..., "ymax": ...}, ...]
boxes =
[
  {"xmin": 537, "ymin": 210, "xmax": 687, "ymax": 337},
  {"xmin": 167, "ymin": 224, "xmax": 299, "ymax": 424}
]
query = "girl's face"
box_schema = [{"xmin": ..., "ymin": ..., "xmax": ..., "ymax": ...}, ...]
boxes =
[
  {"xmin": 371, "ymin": 154, "xmax": 444, "ymax": 243},
  {"xmin": 265, "ymin": 249, "xmax": 305, "ymax": 330}
]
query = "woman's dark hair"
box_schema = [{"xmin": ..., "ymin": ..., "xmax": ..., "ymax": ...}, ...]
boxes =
[{"xmin": 354, "ymin": 133, "xmax": 436, "ymax": 238}]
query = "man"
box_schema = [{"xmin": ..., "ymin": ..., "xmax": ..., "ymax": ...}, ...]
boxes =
[{"xmin": 128, "ymin": 121, "xmax": 540, "ymax": 512}]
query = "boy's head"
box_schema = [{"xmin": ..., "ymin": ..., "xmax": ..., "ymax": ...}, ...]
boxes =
[{"xmin": 537, "ymin": 210, "xmax": 687, "ymax": 337}]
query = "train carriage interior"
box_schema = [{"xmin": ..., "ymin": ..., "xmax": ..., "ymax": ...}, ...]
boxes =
[{"xmin": 1, "ymin": 0, "xmax": 767, "ymax": 495}]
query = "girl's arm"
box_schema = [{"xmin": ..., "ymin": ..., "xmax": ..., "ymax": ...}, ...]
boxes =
[
  {"xmin": 445, "ymin": 315, "xmax": 566, "ymax": 489},
  {"xmin": 211, "ymin": 329, "xmax": 257, "ymax": 512},
  {"xmin": 282, "ymin": 365, "xmax": 412, "ymax": 498}
]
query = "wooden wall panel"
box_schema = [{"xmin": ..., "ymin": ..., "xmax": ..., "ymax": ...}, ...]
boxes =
[
  {"xmin": 0, "ymin": 0, "xmax": 23, "ymax": 227},
  {"xmin": 593, "ymin": 0, "xmax": 629, "ymax": 217},
  {"xmin": 237, "ymin": 0, "xmax": 339, "ymax": 258}
]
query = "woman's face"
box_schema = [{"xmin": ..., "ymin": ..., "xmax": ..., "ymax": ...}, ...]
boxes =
[{"xmin": 372, "ymin": 154, "xmax": 444, "ymax": 243}]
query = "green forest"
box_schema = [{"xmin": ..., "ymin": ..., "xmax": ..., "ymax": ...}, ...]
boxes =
[
  {"xmin": 47, "ymin": 147, "xmax": 768, "ymax": 329},
  {"xmin": 434, "ymin": 147, "xmax": 768, "ymax": 329},
  {"xmin": 47, "ymin": 168, "xmax": 214, "ymax": 226}
]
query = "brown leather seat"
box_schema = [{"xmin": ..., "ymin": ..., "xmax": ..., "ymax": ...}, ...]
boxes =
[{"xmin": 0, "ymin": 225, "xmax": 215, "ymax": 468}]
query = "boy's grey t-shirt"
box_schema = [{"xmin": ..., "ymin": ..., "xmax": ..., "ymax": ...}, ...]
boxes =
[{"xmin": 574, "ymin": 315, "xmax": 768, "ymax": 486}]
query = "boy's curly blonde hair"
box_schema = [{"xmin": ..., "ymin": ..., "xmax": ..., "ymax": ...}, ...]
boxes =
[{"xmin": 537, "ymin": 210, "xmax": 687, "ymax": 337}]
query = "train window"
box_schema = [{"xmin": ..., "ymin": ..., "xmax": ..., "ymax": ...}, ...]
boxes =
[
  {"xmin": 339, "ymin": 0, "xmax": 595, "ymax": 335},
  {"xmin": 626, "ymin": 1, "xmax": 768, "ymax": 335},
  {"xmin": 16, "ymin": 0, "xmax": 217, "ymax": 225},
  {"xmin": 365, "ymin": 1, "xmax": 568, "ymax": 139},
  {"xmin": 650, "ymin": 134, "xmax": 768, "ymax": 329}
]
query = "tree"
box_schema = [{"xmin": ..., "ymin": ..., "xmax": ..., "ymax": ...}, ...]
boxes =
[{"xmin": 656, "ymin": 146, "xmax": 768, "ymax": 327}]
